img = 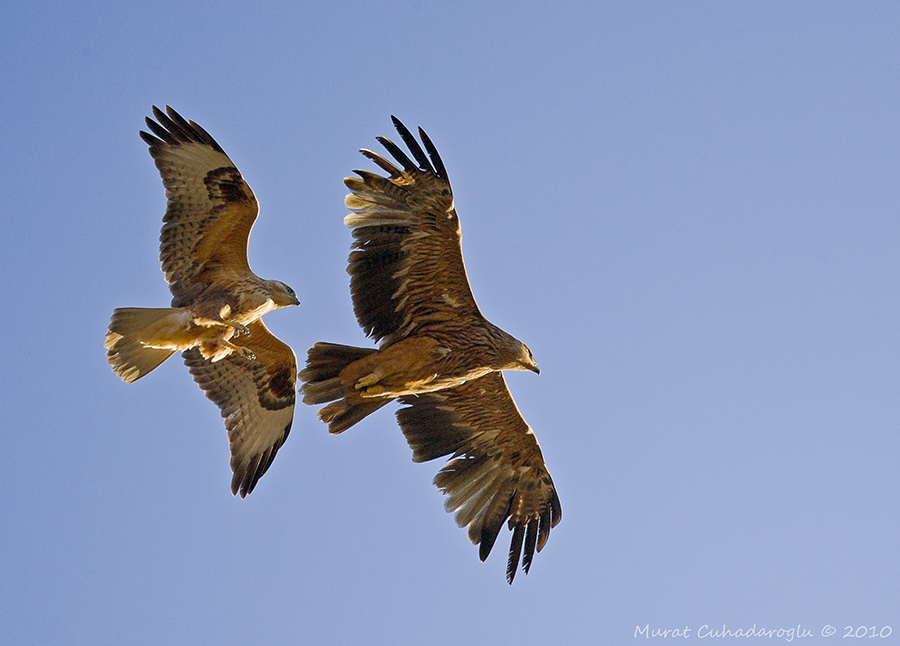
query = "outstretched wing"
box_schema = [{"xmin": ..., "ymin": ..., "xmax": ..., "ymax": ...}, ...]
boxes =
[
  {"xmin": 141, "ymin": 105, "xmax": 259, "ymax": 308},
  {"xmin": 396, "ymin": 372, "xmax": 561, "ymax": 583},
  {"xmin": 183, "ymin": 319, "xmax": 297, "ymax": 497},
  {"xmin": 344, "ymin": 117, "xmax": 482, "ymax": 344}
]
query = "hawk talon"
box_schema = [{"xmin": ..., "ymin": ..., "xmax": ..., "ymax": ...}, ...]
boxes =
[
  {"xmin": 230, "ymin": 322, "xmax": 252, "ymax": 337},
  {"xmin": 237, "ymin": 346, "xmax": 256, "ymax": 361}
]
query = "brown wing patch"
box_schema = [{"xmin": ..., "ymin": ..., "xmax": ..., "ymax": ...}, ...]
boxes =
[
  {"xmin": 141, "ymin": 106, "xmax": 259, "ymax": 307},
  {"xmin": 205, "ymin": 166, "xmax": 252, "ymax": 204},
  {"xmin": 396, "ymin": 372, "xmax": 560, "ymax": 583},
  {"xmin": 184, "ymin": 319, "xmax": 297, "ymax": 497},
  {"xmin": 343, "ymin": 117, "xmax": 482, "ymax": 344},
  {"xmin": 266, "ymin": 364, "xmax": 297, "ymax": 401}
]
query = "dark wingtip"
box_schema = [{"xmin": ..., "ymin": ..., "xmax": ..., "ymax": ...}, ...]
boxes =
[
  {"xmin": 506, "ymin": 523, "xmax": 525, "ymax": 584},
  {"xmin": 390, "ymin": 117, "xmax": 432, "ymax": 172},
  {"xmin": 551, "ymin": 489, "xmax": 563, "ymax": 528},
  {"xmin": 521, "ymin": 517, "xmax": 539, "ymax": 575},
  {"xmin": 235, "ymin": 474, "xmax": 257, "ymax": 498},
  {"xmin": 233, "ymin": 469, "xmax": 251, "ymax": 498},
  {"xmin": 479, "ymin": 528, "xmax": 499, "ymax": 563},
  {"xmin": 141, "ymin": 104, "xmax": 226, "ymax": 153},
  {"xmin": 376, "ymin": 135, "xmax": 417, "ymax": 174},
  {"xmin": 417, "ymin": 126, "xmax": 448, "ymax": 181}
]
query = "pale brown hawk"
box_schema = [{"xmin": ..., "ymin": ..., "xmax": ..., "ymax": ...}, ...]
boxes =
[{"xmin": 105, "ymin": 106, "xmax": 300, "ymax": 497}]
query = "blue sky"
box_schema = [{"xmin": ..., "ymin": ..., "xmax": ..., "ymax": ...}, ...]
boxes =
[{"xmin": 2, "ymin": 2, "xmax": 899, "ymax": 644}]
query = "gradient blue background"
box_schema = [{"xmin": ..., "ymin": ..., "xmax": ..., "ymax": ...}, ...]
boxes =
[{"xmin": 3, "ymin": 2, "xmax": 898, "ymax": 643}]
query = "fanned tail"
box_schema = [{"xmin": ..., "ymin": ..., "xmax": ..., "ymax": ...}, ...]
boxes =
[
  {"xmin": 299, "ymin": 342, "xmax": 389, "ymax": 433},
  {"xmin": 104, "ymin": 307, "xmax": 182, "ymax": 382}
]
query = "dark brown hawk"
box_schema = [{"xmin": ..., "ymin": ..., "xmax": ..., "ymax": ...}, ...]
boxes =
[
  {"xmin": 105, "ymin": 105, "xmax": 300, "ymax": 497},
  {"xmin": 299, "ymin": 117, "xmax": 560, "ymax": 582}
]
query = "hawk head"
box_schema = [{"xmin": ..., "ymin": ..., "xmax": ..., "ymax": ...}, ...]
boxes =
[
  {"xmin": 518, "ymin": 342, "xmax": 540, "ymax": 375},
  {"xmin": 269, "ymin": 280, "xmax": 301, "ymax": 308},
  {"xmin": 488, "ymin": 325, "xmax": 540, "ymax": 375}
]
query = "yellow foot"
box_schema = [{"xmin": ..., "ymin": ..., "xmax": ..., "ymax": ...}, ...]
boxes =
[
  {"xmin": 229, "ymin": 322, "xmax": 251, "ymax": 337},
  {"xmin": 355, "ymin": 373, "xmax": 380, "ymax": 389},
  {"xmin": 360, "ymin": 385, "xmax": 385, "ymax": 398},
  {"xmin": 237, "ymin": 346, "xmax": 257, "ymax": 361}
]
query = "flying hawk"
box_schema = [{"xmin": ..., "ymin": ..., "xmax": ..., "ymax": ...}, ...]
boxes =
[
  {"xmin": 105, "ymin": 105, "xmax": 300, "ymax": 497},
  {"xmin": 299, "ymin": 118, "xmax": 560, "ymax": 582}
]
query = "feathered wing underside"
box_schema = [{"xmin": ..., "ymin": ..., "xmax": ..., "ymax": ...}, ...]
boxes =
[
  {"xmin": 183, "ymin": 319, "xmax": 297, "ymax": 497},
  {"xmin": 396, "ymin": 372, "xmax": 561, "ymax": 583},
  {"xmin": 343, "ymin": 117, "xmax": 482, "ymax": 343},
  {"xmin": 141, "ymin": 105, "xmax": 260, "ymax": 307}
]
